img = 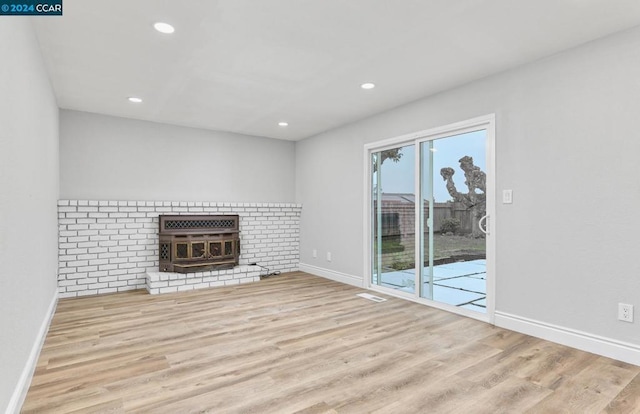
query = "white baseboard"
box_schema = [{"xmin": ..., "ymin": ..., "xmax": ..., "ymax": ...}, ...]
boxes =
[
  {"xmin": 299, "ymin": 263, "xmax": 364, "ymax": 288},
  {"xmin": 495, "ymin": 311, "xmax": 640, "ymax": 367},
  {"xmin": 6, "ymin": 289, "xmax": 58, "ymax": 414}
]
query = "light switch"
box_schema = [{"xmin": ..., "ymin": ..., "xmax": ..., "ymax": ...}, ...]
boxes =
[{"xmin": 502, "ymin": 189, "xmax": 513, "ymax": 204}]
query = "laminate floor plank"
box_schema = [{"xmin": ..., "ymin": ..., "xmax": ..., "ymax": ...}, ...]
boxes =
[
  {"xmin": 525, "ymin": 359, "xmax": 639, "ymax": 413},
  {"xmin": 603, "ymin": 373, "xmax": 640, "ymax": 413},
  {"xmin": 22, "ymin": 272, "xmax": 640, "ymax": 413}
]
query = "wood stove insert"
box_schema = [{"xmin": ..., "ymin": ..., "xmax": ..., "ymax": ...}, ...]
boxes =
[{"xmin": 159, "ymin": 215, "xmax": 240, "ymax": 273}]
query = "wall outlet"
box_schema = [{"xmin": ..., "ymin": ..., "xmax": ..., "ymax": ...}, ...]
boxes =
[
  {"xmin": 312, "ymin": 249, "xmax": 317, "ymax": 258},
  {"xmin": 326, "ymin": 251, "xmax": 332, "ymax": 262},
  {"xmin": 502, "ymin": 189, "xmax": 513, "ymax": 204},
  {"xmin": 618, "ymin": 303, "xmax": 634, "ymax": 322}
]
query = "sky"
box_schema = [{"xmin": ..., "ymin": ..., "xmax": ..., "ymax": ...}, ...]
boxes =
[{"xmin": 376, "ymin": 130, "xmax": 486, "ymax": 202}]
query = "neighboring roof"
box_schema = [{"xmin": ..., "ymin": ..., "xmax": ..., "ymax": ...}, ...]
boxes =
[{"xmin": 378, "ymin": 193, "xmax": 416, "ymax": 204}]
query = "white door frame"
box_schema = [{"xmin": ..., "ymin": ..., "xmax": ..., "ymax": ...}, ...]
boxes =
[{"xmin": 363, "ymin": 114, "xmax": 496, "ymax": 324}]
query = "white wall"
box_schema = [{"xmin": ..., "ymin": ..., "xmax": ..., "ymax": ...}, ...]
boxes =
[
  {"xmin": 60, "ymin": 110, "xmax": 296, "ymax": 203},
  {"xmin": 0, "ymin": 20, "xmax": 59, "ymax": 413},
  {"xmin": 296, "ymin": 26, "xmax": 640, "ymax": 350}
]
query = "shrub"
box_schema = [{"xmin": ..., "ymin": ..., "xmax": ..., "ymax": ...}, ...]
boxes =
[
  {"xmin": 391, "ymin": 260, "xmax": 414, "ymax": 271},
  {"xmin": 440, "ymin": 217, "xmax": 461, "ymax": 234}
]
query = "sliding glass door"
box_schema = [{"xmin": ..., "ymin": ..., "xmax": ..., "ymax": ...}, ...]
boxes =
[
  {"xmin": 371, "ymin": 144, "xmax": 416, "ymax": 293},
  {"xmin": 419, "ymin": 131, "xmax": 487, "ymax": 312},
  {"xmin": 368, "ymin": 117, "xmax": 494, "ymax": 319}
]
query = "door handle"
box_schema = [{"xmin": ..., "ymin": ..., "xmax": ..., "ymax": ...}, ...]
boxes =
[{"xmin": 479, "ymin": 215, "xmax": 489, "ymax": 235}]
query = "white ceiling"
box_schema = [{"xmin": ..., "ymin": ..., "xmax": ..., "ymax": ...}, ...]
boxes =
[{"xmin": 33, "ymin": 0, "xmax": 640, "ymax": 141}]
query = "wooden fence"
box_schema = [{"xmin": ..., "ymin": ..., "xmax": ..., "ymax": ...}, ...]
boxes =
[{"xmin": 373, "ymin": 199, "xmax": 477, "ymax": 269}]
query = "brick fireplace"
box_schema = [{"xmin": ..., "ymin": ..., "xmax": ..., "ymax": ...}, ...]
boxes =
[{"xmin": 57, "ymin": 200, "xmax": 301, "ymax": 297}]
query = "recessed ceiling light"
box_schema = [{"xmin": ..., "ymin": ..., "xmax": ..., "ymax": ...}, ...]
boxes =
[
  {"xmin": 278, "ymin": 122, "xmax": 289, "ymax": 127},
  {"xmin": 153, "ymin": 22, "xmax": 175, "ymax": 34},
  {"xmin": 361, "ymin": 82, "xmax": 376, "ymax": 90},
  {"xmin": 128, "ymin": 97, "xmax": 143, "ymax": 103}
]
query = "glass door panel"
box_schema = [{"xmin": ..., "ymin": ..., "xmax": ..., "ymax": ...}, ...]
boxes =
[
  {"xmin": 371, "ymin": 144, "xmax": 415, "ymax": 294},
  {"xmin": 419, "ymin": 131, "xmax": 487, "ymax": 312}
]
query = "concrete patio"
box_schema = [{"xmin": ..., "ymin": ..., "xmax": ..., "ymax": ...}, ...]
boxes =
[{"xmin": 377, "ymin": 259, "xmax": 486, "ymax": 312}]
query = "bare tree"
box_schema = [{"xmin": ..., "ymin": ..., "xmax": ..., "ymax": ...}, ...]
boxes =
[
  {"xmin": 440, "ymin": 156, "xmax": 486, "ymax": 237},
  {"xmin": 372, "ymin": 148, "xmax": 403, "ymax": 173}
]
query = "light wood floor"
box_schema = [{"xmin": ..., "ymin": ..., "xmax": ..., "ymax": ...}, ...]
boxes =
[{"xmin": 23, "ymin": 272, "xmax": 640, "ymax": 413}]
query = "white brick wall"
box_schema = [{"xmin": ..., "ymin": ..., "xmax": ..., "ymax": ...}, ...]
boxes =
[{"xmin": 58, "ymin": 200, "xmax": 301, "ymax": 298}]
